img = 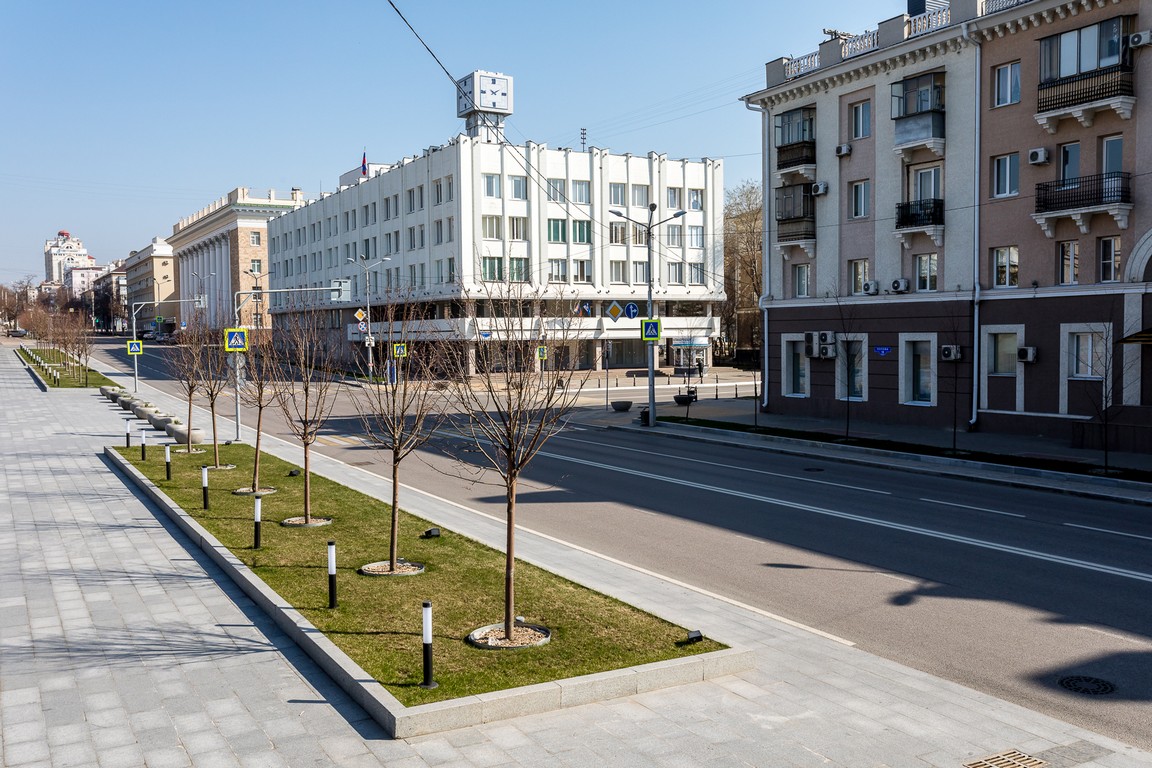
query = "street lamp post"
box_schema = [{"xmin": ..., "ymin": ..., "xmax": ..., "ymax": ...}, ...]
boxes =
[
  {"xmin": 346, "ymin": 254, "xmax": 391, "ymax": 381},
  {"xmin": 610, "ymin": 203, "xmax": 685, "ymax": 427}
]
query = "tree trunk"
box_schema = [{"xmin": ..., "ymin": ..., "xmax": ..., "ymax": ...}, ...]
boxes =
[
  {"xmin": 390, "ymin": 455, "xmax": 400, "ymax": 572},
  {"xmin": 211, "ymin": 401, "xmax": 220, "ymax": 467},
  {"xmin": 186, "ymin": 399, "xmax": 194, "ymax": 453},
  {"xmin": 303, "ymin": 441, "xmax": 312, "ymax": 525},
  {"xmin": 504, "ymin": 473, "xmax": 517, "ymax": 640},
  {"xmin": 251, "ymin": 406, "xmax": 264, "ymax": 493}
]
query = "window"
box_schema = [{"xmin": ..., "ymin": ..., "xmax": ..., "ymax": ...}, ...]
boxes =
[
  {"xmin": 434, "ymin": 219, "xmax": 444, "ymax": 245},
  {"xmin": 609, "ymin": 183, "xmax": 626, "ymax": 206},
  {"xmin": 786, "ymin": 340, "xmax": 809, "ymax": 396},
  {"xmin": 1059, "ymin": 240, "xmax": 1079, "ymax": 284},
  {"xmin": 994, "ymin": 62, "xmax": 1021, "ymax": 106},
  {"xmin": 249, "ymin": 231, "xmax": 261, "ymax": 246},
  {"xmin": 548, "ymin": 259, "xmax": 568, "ymax": 283},
  {"xmin": 445, "ymin": 176, "xmax": 454, "ymax": 201},
  {"xmin": 1071, "ymin": 331, "xmax": 1106, "ymax": 378},
  {"xmin": 511, "ymin": 175, "xmax": 528, "ymax": 200},
  {"xmin": 775, "ymin": 107, "xmax": 815, "ymax": 145},
  {"xmin": 992, "ymin": 154, "xmax": 1019, "ymax": 197},
  {"xmin": 688, "ymin": 226, "xmax": 705, "ymax": 249},
  {"xmin": 547, "ymin": 178, "xmax": 565, "ymax": 202},
  {"xmin": 249, "ymin": 259, "xmax": 262, "ymax": 275},
  {"xmin": 849, "ymin": 259, "xmax": 869, "ymax": 294},
  {"xmin": 631, "ymin": 184, "xmax": 649, "ymax": 207},
  {"xmin": 667, "ymin": 224, "xmax": 683, "ymax": 247},
  {"xmin": 851, "ymin": 100, "xmax": 871, "ymax": 139},
  {"xmin": 891, "ymin": 72, "xmax": 945, "ymax": 118},
  {"xmin": 633, "ymin": 224, "xmax": 647, "ymax": 246},
  {"xmin": 610, "ymin": 260, "xmax": 627, "ymax": 283},
  {"xmin": 667, "ymin": 262, "xmax": 684, "ymax": 284},
  {"xmin": 907, "ymin": 340, "xmax": 933, "ymax": 403},
  {"xmin": 792, "ymin": 264, "xmax": 810, "ymax": 298},
  {"xmin": 573, "ymin": 260, "xmax": 592, "ymax": 283},
  {"xmin": 435, "ymin": 260, "xmax": 444, "ymax": 284},
  {"xmin": 842, "ymin": 340, "xmax": 865, "ymax": 400},
  {"xmin": 446, "ymin": 217, "xmax": 454, "ymax": 242},
  {"xmin": 447, "ymin": 257, "xmax": 455, "ymax": 282},
  {"xmin": 407, "ymin": 227, "xmax": 416, "ymax": 251},
  {"xmin": 547, "ymin": 219, "xmax": 567, "ymax": 243},
  {"xmin": 417, "ymin": 185, "xmax": 424, "ymax": 209},
  {"xmin": 481, "ymin": 257, "xmax": 503, "ymax": 281},
  {"xmin": 509, "ymin": 257, "xmax": 529, "ymax": 282},
  {"xmin": 633, "ymin": 262, "xmax": 649, "ymax": 284},
  {"xmin": 433, "ymin": 179, "xmax": 443, "ymax": 205},
  {"xmin": 508, "ymin": 216, "xmax": 528, "ymax": 241},
  {"xmin": 688, "ymin": 189, "xmax": 704, "ymax": 211},
  {"xmin": 993, "ymin": 246, "xmax": 1018, "ymax": 287},
  {"xmin": 668, "ymin": 187, "xmax": 682, "ymax": 209},
  {"xmin": 1060, "ymin": 142, "xmax": 1080, "ymax": 184},
  {"xmin": 572, "ymin": 220, "xmax": 592, "ymax": 244},
  {"xmin": 991, "ymin": 333, "xmax": 1017, "ymax": 374},
  {"xmin": 1100, "ymin": 236, "xmax": 1121, "ymax": 282},
  {"xmin": 688, "ymin": 262, "xmax": 705, "ymax": 285},
  {"xmin": 916, "ymin": 253, "xmax": 937, "ymax": 291},
  {"xmin": 610, "ymin": 221, "xmax": 628, "ymax": 245},
  {"xmin": 850, "ymin": 180, "xmax": 870, "ymax": 218},
  {"xmin": 913, "ymin": 165, "xmax": 942, "ymax": 200},
  {"xmin": 571, "ymin": 180, "xmax": 590, "ymax": 204},
  {"xmin": 482, "ymin": 215, "xmax": 502, "ymax": 240},
  {"xmin": 1040, "ymin": 18, "xmax": 1123, "ymax": 82},
  {"xmin": 483, "ymin": 174, "xmax": 501, "ymax": 198},
  {"xmin": 406, "ymin": 189, "xmax": 415, "ymax": 213}
]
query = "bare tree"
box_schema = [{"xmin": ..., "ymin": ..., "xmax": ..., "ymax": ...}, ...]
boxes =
[
  {"xmin": 197, "ymin": 313, "xmax": 234, "ymax": 468},
  {"xmin": 237, "ymin": 328, "xmax": 278, "ymax": 494},
  {"xmin": 445, "ymin": 282, "xmax": 591, "ymax": 641},
  {"xmin": 169, "ymin": 314, "xmax": 208, "ymax": 453},
  {"xmin": 723, "ymin": 180, "xmax": 764, "ymax": 363},
  {"xmin": 272, "ymin": 301, "xmax": 342, "ymax": 524},
  {"xmin": 351, "ymin": 289, "xmax": 447, "ymax": 572},
  {"xmin": 827, "ymin": 288, "xmax": 862, "ymax": 440}
]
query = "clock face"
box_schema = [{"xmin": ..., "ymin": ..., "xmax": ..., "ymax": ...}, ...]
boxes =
[
  {"xmin": 457, "ymin": 72, "xmax": 512, "ymax": 116},
  {"xmin": 483, "ymin": 77, "xmax": 509, "ymax": 110}
]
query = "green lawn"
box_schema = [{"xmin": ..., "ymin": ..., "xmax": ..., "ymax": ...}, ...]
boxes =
[
  {"xmin": 17, "ymin": 346, "xmax": 114, "ymax": 388},
  {"xmin": 116, "ymin": 443, "xmax": 723, "ymax": 705}
]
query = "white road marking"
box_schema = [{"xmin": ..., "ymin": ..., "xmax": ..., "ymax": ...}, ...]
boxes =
[
  {"xmin": 1063, "ymin": 523, "xmax": 1152, "ymax": 542},
  {"xmin": 1079, "ymin": 625, "xmax": 1152, "ymax": 647},
  {"xmin": 920, "ymin": 498, "xmax": 1026, "ymax": 518}
]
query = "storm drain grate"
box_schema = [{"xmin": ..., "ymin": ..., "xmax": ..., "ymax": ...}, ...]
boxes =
[
  {"xmin": 963, "ymin": 750, "xmax": 1046, "ymax": 768},
  {"xmin": 1058, "ymin": 675, "xmax": 1116, "ymax": 695}
]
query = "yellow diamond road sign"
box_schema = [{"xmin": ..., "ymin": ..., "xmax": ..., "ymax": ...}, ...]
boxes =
[
  {"xmin": 354, "ymin": 308, "xmax": 366, "ymax": 322},
  {"xmin": 606, "ymin": 301, "xmax": 623, "ymax": 321},
  {"xmin": 223, "ymin": 328, "xmax": 249, "ymax": 352}
]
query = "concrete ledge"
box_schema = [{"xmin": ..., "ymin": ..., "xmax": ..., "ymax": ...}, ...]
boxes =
[{"xmin": 105, "ymin": 446, "xmax": 753, "ymax": 739}]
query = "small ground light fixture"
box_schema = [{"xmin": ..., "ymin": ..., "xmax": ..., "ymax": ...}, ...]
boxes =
[
  {"xmin": 422, "ymin": 528, "xmax": 441, "ymax": 539},
  {"xmin": 686, "ymin": 630, "xmax": 703, "ymax": 643}
]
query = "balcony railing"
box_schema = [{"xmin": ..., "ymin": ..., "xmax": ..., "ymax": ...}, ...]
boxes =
[
  {"xmin": 784, "ymin": 51, "xmax": 820, "ymax": 80},
  {"xmin": 777, "ymin": 218, "xmax": 816, "ymax": 242},
  {"xmin": 776, "ymin": 140, "xmax": 817, "ymax": 170},
  {"xmin": 1035, "ymin": 172, "xmax": 1131, "ymax": 214},
  {"xmin": 1037, "ymin": 65, "xmax": 1133, "ymax": 114},
  {"xmin": 981, "ymin": 0, "xmax": 1035, "ymax": 14},
  {"xmin": 896, "ymin": 198, "xmax": 944, "ymax": 228}
]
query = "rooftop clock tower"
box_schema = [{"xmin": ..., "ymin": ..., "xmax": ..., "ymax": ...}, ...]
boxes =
[{"xmin": 455, "ymin": 70, "xmax": 513, "ymax": 143}]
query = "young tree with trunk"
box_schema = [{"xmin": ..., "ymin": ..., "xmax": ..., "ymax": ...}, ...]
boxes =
[
  {"xmin": 272, "ymin": 301, "xmax": 342, "ymax": 524},
  {"xmin": 445, "ymin": 282, "xmax": 590, "ymax": 642},
  {"xmin": 351, "ymin": 288, "xmax": 446, "ymax": 572},
  {"xmin": 723, "ymin": 180, "xmax": 764, "ymax": 363},
  {"xmin": 237, "ymin": 328, "xmax": 279, "ymax": 494},
  {"xmin": 197, "ymin": 312, "xmax": 234, "ymax": 468},
  {"xmin": 169, "ymin": 314, "xmax": 208, "ymax": 453}
]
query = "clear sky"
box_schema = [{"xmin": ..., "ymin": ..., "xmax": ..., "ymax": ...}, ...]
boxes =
[{"xmin": 0, "ymin": 0, "xmax": 896, "ymax": 284}]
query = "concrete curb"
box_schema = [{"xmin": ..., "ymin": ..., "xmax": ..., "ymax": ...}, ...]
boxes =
[
  {"xmin": 13, "ymin": 347, "xmax": 49, "ymax": 392},
  {"xmin": 104, "ymin": 446, "xmax": 754, "ymax": 739}
]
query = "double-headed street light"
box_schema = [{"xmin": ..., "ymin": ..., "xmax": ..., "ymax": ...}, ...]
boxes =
[
  {"xmin": 346, "ymin": 254, "xmax": 391, "ymax": 380},
  {"xmin": 610, "ymin": 203, "xmax": 685, "ymax": 428}
]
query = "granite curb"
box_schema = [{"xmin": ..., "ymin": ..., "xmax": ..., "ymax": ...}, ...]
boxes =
[{"xmin": 103, "ymin": 445, "xmax": 754, "ymax": 740}]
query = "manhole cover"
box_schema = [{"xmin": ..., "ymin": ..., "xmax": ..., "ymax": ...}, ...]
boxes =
[
  {"xmin": 1058, "ymin": 676, "xmax": 1116, "ymax": 695},
  {"xmin": 802, "ymin": 467, "xmax": 825, "ymax": 473},
  {"xmin": 963, "ymin": 750, "xmax": 1046, "ymax": 768}
]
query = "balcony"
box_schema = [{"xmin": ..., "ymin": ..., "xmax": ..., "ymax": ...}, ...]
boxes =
[
  {"xmin": 1031, "ymin": 172, "xmax": 1132, "ymax": 237},
  {"xmin": 1035, "ymin": 65, "xmax": 1135, "ymax": 133},
  {"xmin": 894, "ymin": 198, "xmax": 944, "ymax": 249},
  {"xmin": 775, "ymin": 140, "xmax": 817, "ymax": 184},
  {"xmin": 891, "ymin": 78, "xmax": 946, "ymax": 159}
]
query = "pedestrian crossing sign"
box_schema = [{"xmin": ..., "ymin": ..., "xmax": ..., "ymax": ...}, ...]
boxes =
[
  {"xmin": 127, "ymin": 341, "xmax": 143, "ymax": 355},
  {"xmin": 392, "ymin": 342, "xmax": 408, "ymax": 358},
  {"xmin": 223, "ymin": 328, "xmax": 249, "ymax": 352},
  {"xmin": 641, "ymin": 319, "xmax": 662, "ymax": 342}
]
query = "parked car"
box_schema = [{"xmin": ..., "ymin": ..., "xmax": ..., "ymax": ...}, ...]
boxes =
[
  {"xmin": 6, "ymin": 328, "xmax": 28, "ymax": 337},
  {"xmin": 155, "ymin": 332, "xmax": 171, "ymax": 343},
  {"xmin": 141, "ymin": 330, "xmax": 156, "ymax": 340}
]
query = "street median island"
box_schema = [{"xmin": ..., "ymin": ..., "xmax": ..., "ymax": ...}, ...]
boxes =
[{"xmin": 105, "ymin": 443, "xmax": 751, "ymax": 738}]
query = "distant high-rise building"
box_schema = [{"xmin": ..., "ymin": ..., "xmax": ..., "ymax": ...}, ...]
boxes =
[{"xmin": 44, "ymin": 230, "xmax": 95, "ymax": 283}]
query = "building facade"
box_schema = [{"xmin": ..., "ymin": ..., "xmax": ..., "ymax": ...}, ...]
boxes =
[
  {"xmin": 124, "ymin": 238, "xmax": 177, "ymax": 335},
  {"xmin": 743, "ymin": 0, "xmax": 1152, "ymax": 445},
  {"xmin": 169, "ymin": 188, "xmax": 305, "ymax": 329},
  {"xmin": 268, "ymin": 72, "xmax": 725, "ymax": 373},
  {"xmin": 43, "ymin": 230, "xmax": 95, "ymax": 284},
  {"xmin": 91, "ymin": 266, "xmax": 128, "ymax": 332}
]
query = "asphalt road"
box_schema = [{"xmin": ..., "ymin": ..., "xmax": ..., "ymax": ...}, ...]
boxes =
[{"xmin": 92, "ymin": 339, "xmax": 1152, "ymax": 750}]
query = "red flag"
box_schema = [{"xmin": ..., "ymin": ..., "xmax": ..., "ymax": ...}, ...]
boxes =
[{"xmin": 361, "ymin": 152, "xmax": 367, "ymax": 176}]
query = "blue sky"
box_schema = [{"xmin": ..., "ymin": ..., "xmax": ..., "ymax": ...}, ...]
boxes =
[{"xmin": 0, "ymin": 0, "xmax": 895, "ymax": 283}]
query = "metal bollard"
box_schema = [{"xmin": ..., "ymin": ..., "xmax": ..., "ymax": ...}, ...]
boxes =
[
  {"xmin": 201, "ymin": 466, "xmax": 209, "ymax": 510},
  {"xmin": 327, "ymin": 541, "xmax": 337, "ymax": 609},
  {"xmin": 419, "ymin": 600, "xmax": 437, "ymax": 689},
  {"xmin": 165, "ymin": 444, "xmax": 171, "ymax": 481},
  {"xmin": 124, "ymin": 418, "xmax": 132, "ymax": 448},
  {"xmin": 253, "ymin": 495, "xmax": 262, "ymax": 550},
  {"xmin": 140, "ymin": 430, "xmax": 147, "ymax": 461}
]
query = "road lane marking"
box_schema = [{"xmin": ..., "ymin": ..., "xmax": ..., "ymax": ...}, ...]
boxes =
[
  {"xmin": 1063, "ymin": 523, "xmax": 1152, "ymax": 542},
  {"xmin": 1079, "ymin": 626, "xmax": 1152, "ymax": 647},
  {"xmin": 538, "ymin": 450, "xmax": 1152, "ymax": 585},
  {"xmin": 554, "ymin": 435, "xmax": 892, "ymax": 495},
  {"xmin": 920, "ymin": 498, "xmax": 1026, "ymax": 518}
]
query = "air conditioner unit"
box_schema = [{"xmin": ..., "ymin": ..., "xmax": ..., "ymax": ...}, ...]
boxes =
[
  {"xmin": 1027, "ymin": 147, "xmax": 1049, "ymax": 165},
  {"xmin": 819, "ymin": 343, "xmax": 838, "ymax": 359},
  {"xmin": 1017, "ymin": 346, "xmax": 1037, "ymax": 363},
  {"xmin": 818, "ymin": 330, "xmax": 837, "ymax": 344},
  {"xmin": 810, "ymin": 181, "xmax": 830, "ymax": 196},
  {"xmin": 940, "ymin": 344, "xmax": 962, "ymax": 362},
  {"xmin": 834, "ymin": 143, "xmax": 852, "ymax": 157},
  {"xmin": 891, "ymin": 278, "xmax": 910, "ymax": 293},
  {"xmin": 1128, "ymin": 30, "xmax": 1152, "ymax": 48},
  {"xmin": 861, "ymin": 280, "xmax": 880, "ymax": 295},
  {"xmin": 804, "ymin": 332, "xmax": 820, "ymax": 358}
]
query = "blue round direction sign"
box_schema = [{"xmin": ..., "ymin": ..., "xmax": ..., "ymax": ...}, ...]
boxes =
[{"xmin": 624, "ymin": 302, "xmax": 639, "ymax": 319}]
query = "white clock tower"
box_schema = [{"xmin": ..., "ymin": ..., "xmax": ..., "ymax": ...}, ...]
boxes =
[{"xmin": 455, "ymin": 70, "xmax": 513, "ymax": 143}]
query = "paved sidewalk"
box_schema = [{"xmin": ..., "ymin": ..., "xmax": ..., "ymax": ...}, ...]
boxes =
[{"xmin": 4, "ymin": 344, "xmax": 1152, "ymax": 767}]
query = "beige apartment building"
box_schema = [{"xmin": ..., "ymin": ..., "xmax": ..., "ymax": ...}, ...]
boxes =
[
  {"xmin": 124, "ymin": 237, "xmax": 177, "ymax": 335},
  {"xmin": 743, "ymin": 0, "xmax": 1152, "ymax": 448}
]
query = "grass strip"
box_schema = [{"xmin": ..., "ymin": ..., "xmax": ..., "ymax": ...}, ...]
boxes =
[
  {"xmin": 16, "ymin": 346, "xmax": 114, "ymax": 388},
  {"xmin": 115, "ymin": 443, "xmax": 723, "ymax": 705}
]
